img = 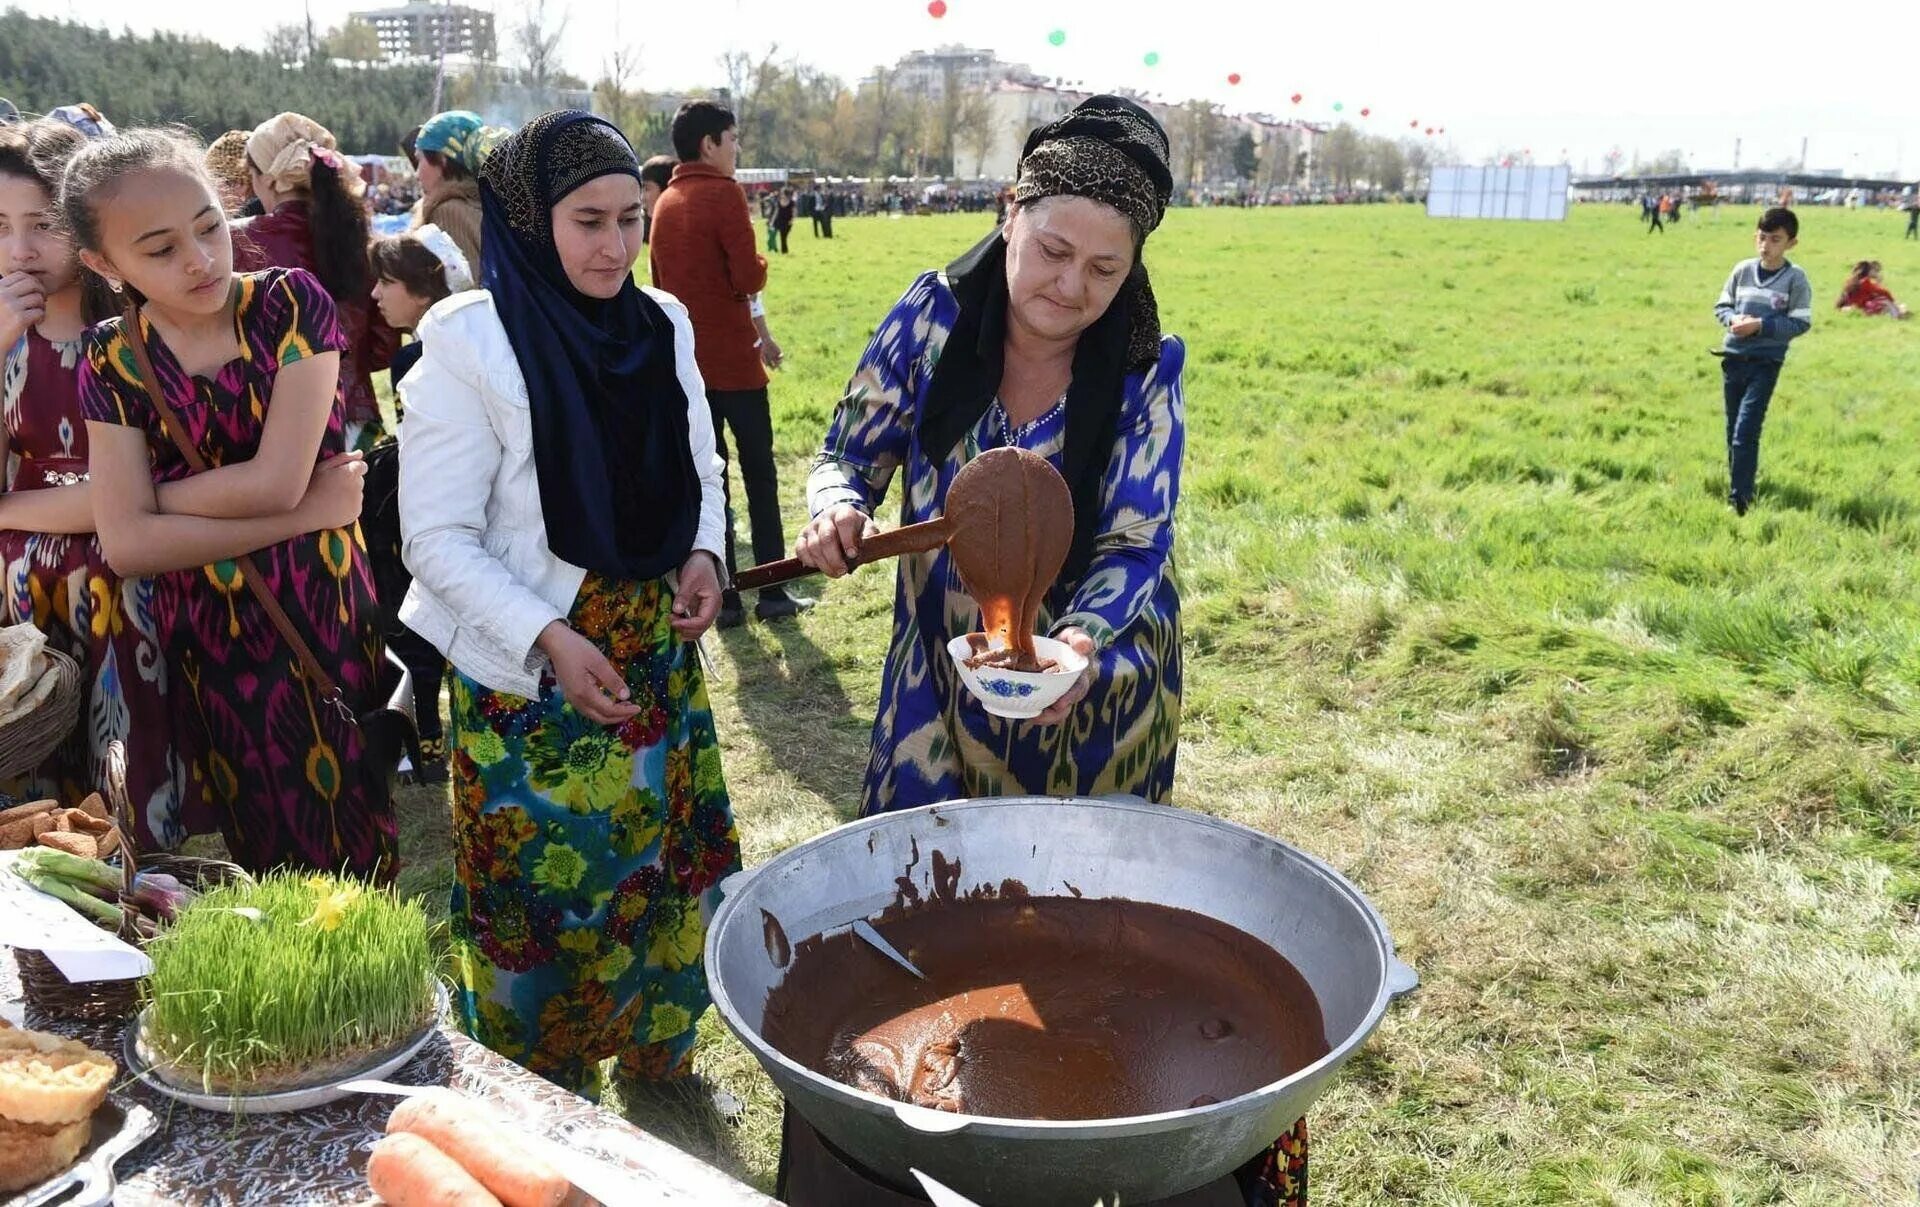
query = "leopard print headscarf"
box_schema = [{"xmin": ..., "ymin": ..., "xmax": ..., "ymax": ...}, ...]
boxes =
[{"xmin": 1012, "ymin": 96, "xmax": 1173, "ymax": 369}]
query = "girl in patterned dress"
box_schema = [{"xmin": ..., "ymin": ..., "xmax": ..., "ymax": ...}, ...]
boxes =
[
  {"xmin": 0, "ymin": 119, "xmax": 181, "ymax": 845},
  {"xmin": 397, "ymin": 111, "xmax": 738, "ymax": 1096},
  {"xmin": 65, "ymin": 129, "xmax": 395, "ymax": 879},
  {"xmin": 796, "ymin": 95, "xmax": 1307, "ymax": 1205}
]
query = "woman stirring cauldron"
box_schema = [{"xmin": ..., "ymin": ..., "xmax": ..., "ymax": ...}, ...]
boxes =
[{"xmin": 795, "ymin": 95, "xmax": 1307, "ymax": 1206}]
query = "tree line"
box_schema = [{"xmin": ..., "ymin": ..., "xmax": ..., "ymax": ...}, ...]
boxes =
[{"xmin": 0, "ymin": 11, "xmax": 439, "ymax": 154}]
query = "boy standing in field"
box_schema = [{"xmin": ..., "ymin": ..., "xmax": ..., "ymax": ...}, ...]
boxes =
[{"xmin": 1713, "ymin": 207, "xmax": 1812, "ymax": 515}]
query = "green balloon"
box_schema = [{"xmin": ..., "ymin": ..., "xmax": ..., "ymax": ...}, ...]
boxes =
[
  {"xmin": 1143, "ymin": 51, "xmax": 1160, "ymax": 67},
  {"xmin": 1333, "ymin": 102, "xmax": 1344, "ymax": 111},
  {"xmin": 1048, "ymin": 29, "xmax": 1066, "ymax": 46}
]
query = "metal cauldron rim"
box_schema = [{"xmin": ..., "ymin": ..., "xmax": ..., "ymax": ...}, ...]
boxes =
[{"xmin": 705, "ymin": 795, "xmax": 1417, "ymax": 1136}]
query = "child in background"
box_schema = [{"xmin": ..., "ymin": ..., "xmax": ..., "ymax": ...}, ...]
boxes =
[
  {"xmin": 364, "ymin": 224, "xmax": 473, "ymax": 782},
  {"xmin": 370, "ymin": 224, "xmax": 471, "ymax": 387},
  {"xmin": 1712, "ymin": 207, "xmax": 1812, "ymax": 516},
  {"xmin": 1835, "ymin": 260, "xmax": 1909, "ymax": 319},
  {"xmin": 66, "ymin": 128, "xmax": 393, "ymax": 878}
]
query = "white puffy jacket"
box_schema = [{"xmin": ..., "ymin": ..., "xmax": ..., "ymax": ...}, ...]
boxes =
[{"xmin": 397, "ymin": 288, "xmax": 726, "ymax": 699}]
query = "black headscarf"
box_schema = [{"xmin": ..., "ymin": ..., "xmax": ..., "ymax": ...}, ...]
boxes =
[
  {"xmin": 917, "ymin": 95, "xmax": 1173, "ymax": 585},
  {"xmin": 478, "ymin": 109, "xmax": 699, "ymax": 581}
]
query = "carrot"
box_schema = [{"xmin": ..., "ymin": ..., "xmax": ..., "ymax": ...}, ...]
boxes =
[
  {"xmin": 367, "ymin": 1133, "xmax": 503, "ymax": 1207},
  {"xmin": 386, "ymin": 1090, "xmax": 572, "ymax": 1207}
]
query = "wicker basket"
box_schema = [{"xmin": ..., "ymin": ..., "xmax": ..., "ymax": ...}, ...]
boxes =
[
  {"xmin": 0, "ymin": 646, "xmax": 82, "ymax": 781},
  {"xmin": 18, "ymin": 740, "xmax": 250, "ymax": 1022}
]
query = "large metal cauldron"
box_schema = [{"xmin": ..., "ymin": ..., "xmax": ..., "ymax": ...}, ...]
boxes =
[{"xmin": 706, "ymin": 797, "xmax": 1418, "ymax": 1206}]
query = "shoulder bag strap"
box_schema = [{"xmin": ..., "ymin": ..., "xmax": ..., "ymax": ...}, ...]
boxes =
[{"xmin": 118, "ymin": 300, "xmax": 355, "ymax": 724}]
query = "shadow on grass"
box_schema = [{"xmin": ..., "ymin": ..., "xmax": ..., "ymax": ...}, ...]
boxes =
[
  {"xmin": 1757, "ymin": 477, "xmax": 1820, "ymax": 513},
  {"xmin": 609, "ymin": 1074, "xmax": 763, "ymax": 1189},
  {"xmin": 394, "ymin": 778, "xmax": 454, "ymax": 919},
  {"xmin": 716, "ymin": 615, "xmax": 870, "ymax": 824}
]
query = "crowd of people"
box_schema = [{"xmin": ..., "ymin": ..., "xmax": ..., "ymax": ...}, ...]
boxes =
[{"xmin": 0, "ymin": 91, "xmax": 1311, "ymax": 1201}]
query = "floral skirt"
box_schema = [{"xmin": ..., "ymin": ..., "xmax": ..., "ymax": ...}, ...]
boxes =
[{"xmin": 446, "ymin": 573, "xmax": 740, "ymax": 1097}]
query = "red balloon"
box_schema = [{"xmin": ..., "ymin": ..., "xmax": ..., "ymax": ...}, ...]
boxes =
[
  {"xmin": 1424, "ymin": 127, "xmax": 1434, "ymax": 136},
  {"xmin": 1359, "ymin": 107, "xmax": 1370, "ymax": 117},
  {"xmin": 1409, "ymin": 119, "xmax": 1419, "ymax": 128},
  {"xmin": 1290, "ymin": 92, "xmax": 1302, "ymax": 104},
  {"xmin": 1228, "ymin": 73, "xmax": 1242, "ymax": 85},
  {"xmin": 927, "ymin": 0, "xmax": 946, "ymax": 15},
  {"xmin": 1438, "ymin": 127, "xmax": 1446, "ymax": 134}
]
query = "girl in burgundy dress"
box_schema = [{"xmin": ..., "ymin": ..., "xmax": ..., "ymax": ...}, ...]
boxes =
[
  {"xmin": 233, "ymin": 113, "xmax": 398, "ymax": 451},
  {"xmin": 0, "ymin": 118, "xmax": 183, "ymax": 845},
  {"xmin": 65, "ymin": 128, "xmax": 394, "ymax": 878}
]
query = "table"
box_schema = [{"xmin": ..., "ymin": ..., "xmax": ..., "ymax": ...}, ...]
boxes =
[{"xmin": 3, "ymin": 947, "xmax": 779, "ymax": 1207}]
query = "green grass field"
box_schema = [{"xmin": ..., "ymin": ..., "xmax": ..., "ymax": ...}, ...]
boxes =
[{"xmin": 384, "ymin": 202, "xmax": 1920, "ymax": 1204}]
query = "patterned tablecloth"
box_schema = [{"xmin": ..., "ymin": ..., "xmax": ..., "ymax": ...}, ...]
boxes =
[{"xmin": 2, "ymin": 947, "xmax": 778, "ymax": 1207}]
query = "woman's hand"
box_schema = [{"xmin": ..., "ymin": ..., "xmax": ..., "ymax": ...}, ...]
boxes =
[
  {"xmin": 537, "ymin": 620, "xmax": 640, "ymax": 725},
  {"xmin": 1024, "ymin": 627, "xmax": 1097, "ymax": 726},
  {"xmin": 0, "ymin": 272, "xmax": 47, "ymax": 351},
  {"xmin": 296, "ymin": 451, "xmax": 367, "ymax": 530},
  {"xmin": 795, "ymin": 504, "xmax": 880, "ymax": 577},
  {"xmin": 670, "ymin": 551, "xmax": 724, "ymax": 642}
]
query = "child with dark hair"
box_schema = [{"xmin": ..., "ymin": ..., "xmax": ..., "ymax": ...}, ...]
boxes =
[
  {"xmin": 363, "ymin": 224, "xmax": 473, "ymax": 782},
  {"xmin": 235, "ymin": 112, "xmax": 399, "ymax": 450},
  {"xmin": 370, "ymin": 225, "xmax": 471, "ymax": 385},
  {"xmin": 0, "ymin": 119, "xmax": 179, "ymax": 841},
  {"xmin": 669, "ymin": 99, "xmax": 736, "ymax": 163},
  {"xmin": 1836, "ymin": 260, "xmax": 1908, "ymax": 318},
  {"xmin": 1712, "ymin": 207, "xmax": 1812, "ymax": 515},
  {"xmin": 63, "ymin": 126, "xmax": 395, "ymax": 878},
  {"xmin": 639, "ymin": 153, "xmax": 675, "ymax": 244}
]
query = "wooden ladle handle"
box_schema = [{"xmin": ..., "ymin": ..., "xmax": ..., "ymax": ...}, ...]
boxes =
[{"xmin": 731, "ymin": 518, "xmax": 951, "ymax": 592}]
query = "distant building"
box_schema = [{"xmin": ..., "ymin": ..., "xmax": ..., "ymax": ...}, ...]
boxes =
[
  {"xmin": 351, "ymin": 2, "xmax": 495, "ymax": 61},
  {"xmin": 970, "ymin": 81, "xmax": 1310, "ymax": 188},
  {"xmin": 886, "ymin": 45, "xmax": 1034, "ymax": 101},
  {"xmin": 968, "ymin": 82, "xmax": 1073, "ymax": 179}
]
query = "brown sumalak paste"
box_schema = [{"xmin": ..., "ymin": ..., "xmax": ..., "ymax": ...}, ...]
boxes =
[
  {"xmin": 944, "ymin": 447, "xmax": 1072, "ymax": 673},
  {"xmin": 760, "ymin": 895, "xmax": 1329, "ymax": 1120}
]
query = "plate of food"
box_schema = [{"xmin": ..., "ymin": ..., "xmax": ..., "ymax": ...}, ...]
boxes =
[
  {"xmin": 118, "ymin": 871, "xmax": 445, "ymax": 1114},
  {"xmin": 0, "ymin": 1020, "xmax": 155, "ymax": 1207},
  {"xmin": 4, "ymin": 1095, "xmax": 158, "ymax": 1207}
]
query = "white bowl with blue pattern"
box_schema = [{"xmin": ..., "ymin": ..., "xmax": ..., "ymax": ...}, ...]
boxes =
[{"xmin": 946, "ymin": 633, "xmax": 1087, "ymax": 719}]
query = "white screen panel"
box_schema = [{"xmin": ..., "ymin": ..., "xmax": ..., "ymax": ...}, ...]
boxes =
[{"xmin": 1427, "ymin": 165, "xmax": 1569, "ymax": 220}]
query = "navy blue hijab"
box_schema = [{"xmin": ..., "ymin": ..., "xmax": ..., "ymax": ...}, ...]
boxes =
[{"xmin": 478, "ymin": 110, "xmax": 699, "ymax": 581}]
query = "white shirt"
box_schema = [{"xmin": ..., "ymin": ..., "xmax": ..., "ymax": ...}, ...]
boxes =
[{"xmin": 397, "ymin": 287, "xmax": 726, "ymax": 698}]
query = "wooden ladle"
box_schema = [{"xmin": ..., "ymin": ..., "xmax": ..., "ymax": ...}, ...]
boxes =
[{"xmin": 733, "ymin": 449, "xmax": 1072, "ymax": 656}]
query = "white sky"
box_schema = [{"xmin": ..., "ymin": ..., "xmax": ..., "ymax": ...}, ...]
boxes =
[{"xmin": 14, "ymin": 0, "xmax": 1914, "ymax": 178}]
